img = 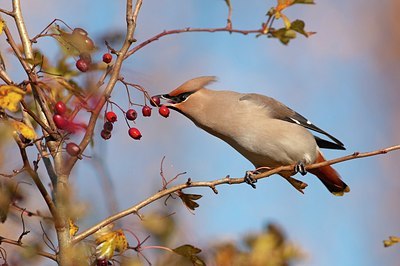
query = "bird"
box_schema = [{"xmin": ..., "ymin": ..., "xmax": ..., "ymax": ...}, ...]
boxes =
[{"xmin": 157, "ymin": 76, "xmax": 350, "ymax": 196}]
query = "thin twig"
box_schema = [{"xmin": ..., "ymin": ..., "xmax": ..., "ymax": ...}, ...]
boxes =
[
  {"xmin": 17, "ymin": 210, "xmax": 30, "ymax": 243},
  {"xmin": 125, "ymin": 26, "xmax": 264, "ymax": 59},
  {"xmin": 0, "ymin": 236, "xmax": 56, "ymax": 261},
  {"xmin": 11, "ymin": 203, "xmax": 53, "ymax": 221},
  {"xmin": 0, "ymin": 167, "xmax": 25, "ymax": 178}
]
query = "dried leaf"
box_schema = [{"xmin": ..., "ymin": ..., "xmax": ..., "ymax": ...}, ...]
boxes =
[
  {"xmin": 383, "ymin": 236, "xmax": 400, "ymax": 247},
  {"xmin": 0, "ymin": 19, "xmax": 4, "ymax": 35},
  {"xmin": 94, "ymin": 224, "xmax": 128, "ymax": 259},
  {"xmin": 281, "ymin": 13, "xmax": 291, "ymax": 29},
  {"xmin": 69, "ymin": 219, "xmax": 79, "ymax": 237},
  {"xmin": 0, "ymin": 85, "xmax": 25, "ymax": 112},
  {"xmin": 173, "ymin": 244, "xmax": 205, "ymax": 266},
  {"xmin": 11, "ymin": 121, "xmax": 37, "ymax": 140},
  {"xmin": 177, "ymin": 191, "xmax": 202, "ymax": 211}
]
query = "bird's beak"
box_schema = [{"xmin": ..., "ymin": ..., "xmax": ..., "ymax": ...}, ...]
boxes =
[{"xmin": 151, "ymin": 94, "xmax": 176, "ymax": 107}]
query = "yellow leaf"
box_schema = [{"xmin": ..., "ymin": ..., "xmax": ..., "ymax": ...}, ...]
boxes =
[
  {"xmin": 94, "ymin": 224, "xmax": 128, "ymax": 259},
  {"xmin": 281, "ymin": 13, "xmax": 292, "ymax": 29},
  {"xmin": 0, "ymin": 85, "xmax": 25, "ymax": 112},
  {"xmin": 11, "ymin": 121, "xmax": 36, "ymax": 140},
  {"xmin": 276, "ymin": 0, "xmax": 294, "ymax": 12},
  {"xmin": 69, "ymin": 219, "xmax": 79, "ymax": 237},
  {"xmin": 0, "ymin": 19, "xmax": 5, "ymax": 35}
]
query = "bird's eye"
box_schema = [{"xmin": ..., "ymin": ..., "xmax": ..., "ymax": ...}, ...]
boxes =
[{"xmin": 178, "ymin": 92, "xmax": 191, "ymax": 102}]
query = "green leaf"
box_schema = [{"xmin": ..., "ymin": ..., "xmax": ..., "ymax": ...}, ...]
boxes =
[
  {"xmin": 290, "ymin": 20, "xmax": 307, "ymax": 36},
  {"xmin": 293, "ymin": 0, "xmax": 315, "ymax": 4},
  {"xmin": 270, "ymin": 28, "xmax": 297, "ymax": 45},
  {"xmin": 53, "ymin": 26, "xmax": 95, "ymax": 56},
  {"xmin": 291, "ymin": 20, "xmax": 315, "ymax": 37},
  {"xmin": 173, "ymin": 244, "xmax": 206, "ymax": 266}
]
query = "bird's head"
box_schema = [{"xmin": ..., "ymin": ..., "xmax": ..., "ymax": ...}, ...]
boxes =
[{"xmin": 154, "ymin": 76, "xmax": 217, "ymax": 113}]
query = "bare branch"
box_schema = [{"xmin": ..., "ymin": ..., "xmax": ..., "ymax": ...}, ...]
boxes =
[
  {"xmin": 14, "ymin": 136, "xmax": 60, "ymax": 225},
  {"xmin": 72, "ymin": 145, "xmax": 400, "ymax": 244},
  {"xmin": 12, "ymin": 0, "xmax": 33, "ymax": 60},
  {"xmin": 0, "ymin": 236, "xmax": 56, "ymax": 261},
  {"xmin": 125, "ymin": 26, "xmax": 263, "ymax": 59}
]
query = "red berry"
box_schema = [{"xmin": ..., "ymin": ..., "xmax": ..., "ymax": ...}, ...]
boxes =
[
  {"xmin": 53, "ymin": 114, "xmax": 69, "ymax": 130},
  {"xmin": 158, "ymin": 105, "xmax": 170, "ymax": 118},
  {"xmin": 105, "ymin": 111, "xmax": 117, "ymax": 123},
  {"xmin": 76, "ymin": 59, "xmax": 89, "ymax": 72},
  {"xmin": 96, "ymin": 259, "xmax": 109, "ymax": 266},
  {"xmin": 103, "ymin": 121, "xmax": 113, "ymax": 131},
  {"xmin": 128, "ymin": 127, "xmax": 142, "ymax": 140},
  {"xmin": 150, "ymin": 96, "xmax": 161, "ymax": 107},
  {"xmin": 142, "ymin": 105, "xmax": 152, "ymax": 117},
  {"xmin": 79, "ymin": 52, "xmax": 92, "ymax": 64},
  {"xmin": 101, "ymin": 129, "xmax": 112, "ymax": 140},
  {"xmin": 66, "ymin": 142, "xmax": 81, "ymax": 156},
  {"xmin": 102, "ymin": 53, "xmax": 112, "ymax": 64},
  {"xmin": 126, "ymin": 109, "xmax": 137, "ymax": 121},
  {"xmin": 54, "ymin": 101, "xmax": 67, "ymax": 115}
]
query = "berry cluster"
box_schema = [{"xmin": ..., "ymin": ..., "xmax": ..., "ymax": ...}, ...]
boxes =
[
  {"xmin": 101, "ymin": 96, "xmax": 170, "ymax": 141},
  {"xmin": 76, "ymin": 52, "xmax": 112, "ymax": 72},
  {"xmin": 52, "ymin": 101, "xmax": 85, "ymax": 133},
  {"xmin": 52, "ymin": 101, "xmax": 83, "ymax": 157}
]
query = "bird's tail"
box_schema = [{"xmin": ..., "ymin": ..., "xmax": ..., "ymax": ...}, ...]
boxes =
[{"xmin": 308, "ymin": 152, "xmax": 350, "ymax": 196}]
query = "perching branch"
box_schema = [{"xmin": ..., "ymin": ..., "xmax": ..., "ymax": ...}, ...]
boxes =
[{"xmin": 72, "ymin": 144, "xmax": 400, "ymax": 244}]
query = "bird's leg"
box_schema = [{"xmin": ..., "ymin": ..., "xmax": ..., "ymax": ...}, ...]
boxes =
[
  {"xmin": 243, "ymin": 166, "xmax": 272, "ymax": 189},
  {"xmin": 244, "ymin": 170, "xmax": 258, "ymax": 189},
  {"xmin": 294, "ymin": 161, "xmax": 307, "ymax": 176}
]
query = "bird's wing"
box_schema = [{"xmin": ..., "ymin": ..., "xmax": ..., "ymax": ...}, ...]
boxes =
[{"xmin": 239, "ymin": 93, "xmax": 345, "ymax": 150}]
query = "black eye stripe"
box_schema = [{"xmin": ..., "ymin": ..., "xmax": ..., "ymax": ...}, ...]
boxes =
[{"xmin": 173, "ymin": 92, "xmax": 194, "ymax": 103}]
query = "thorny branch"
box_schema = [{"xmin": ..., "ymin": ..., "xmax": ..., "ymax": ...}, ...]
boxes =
[{"xmin": 72, "ymin": 144, "xmax": 400, "ymax": 244}]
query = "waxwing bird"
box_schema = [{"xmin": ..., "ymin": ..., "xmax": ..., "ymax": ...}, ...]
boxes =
[{"xmin": 158, "ymin": 76, "xmax": 350, "ymax": 196}]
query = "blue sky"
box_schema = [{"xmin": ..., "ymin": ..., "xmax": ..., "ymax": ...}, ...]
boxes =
[{"xmin": 1, "ymin": 0, "xmax": 399, "ymax": 265}]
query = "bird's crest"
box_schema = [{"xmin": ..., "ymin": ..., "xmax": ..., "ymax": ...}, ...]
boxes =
[{"xmin": 168, "ymin": 76, "xmax": 217, "ymax": 96}]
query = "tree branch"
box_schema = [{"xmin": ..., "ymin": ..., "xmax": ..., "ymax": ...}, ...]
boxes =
[
  {"xmin": 72, "ymin": 144, "xmax": 400, "ymax": 244},
  {"xmin": 125, "ymin": 26, "xmax": 263, "ymax": 59},
  {"xmin": 0, "ymin": 236, "xmax": 56, "ymax": 261},
  {"xmin": 12, "ymin": 0, "xmax": 33, "ymax": 60},
  {"xmin": 64, "ymin": 0, "xmax": 143, "ymax": 175}
]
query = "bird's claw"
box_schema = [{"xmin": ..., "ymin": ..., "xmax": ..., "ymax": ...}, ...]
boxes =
[
  {"xmin": 244, "ymin": 170, "xmax": 258, "ymax": 189},
  {"xmin": 294, "ymin": 161, "xmax": 307, "ymax": 176}
]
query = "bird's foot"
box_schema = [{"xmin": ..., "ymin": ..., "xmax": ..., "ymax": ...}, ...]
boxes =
[
  {"xmin": 244, "ymin": 170, "xmax": 258, "ymax": 189},
  {"xmin": 294, "ymin": 161, "xmax": 307, "ymax": 176}
]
